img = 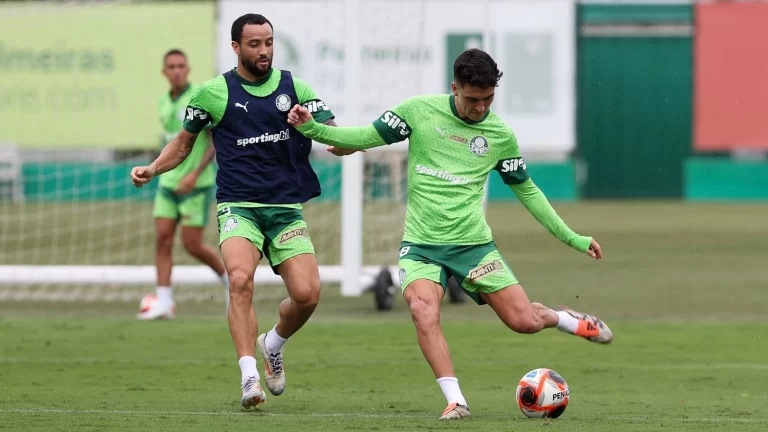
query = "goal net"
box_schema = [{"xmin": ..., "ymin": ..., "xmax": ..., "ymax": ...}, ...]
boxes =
[{"xmin": 0, "ymin": 0, "xmax": 516, "ymax": 302}]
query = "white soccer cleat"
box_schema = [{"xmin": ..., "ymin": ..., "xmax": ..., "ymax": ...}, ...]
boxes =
[
  {"xmin": 439, "ymin": 403, "xmax": 471, "ymax": 420},
  {"xmin": 240, "ymin": 376, "xmax": 267, "ymax": 409},
  {"xmin": 136, "ymin": 300, "xmax": 176, "ymax": 320},
  {"xmin": 256, "ymin": 333, "xmax": 285, "ymax": 396},
  {"xmin": 555, "ymin": 306, "xmax": 613, "ymax": 344}
]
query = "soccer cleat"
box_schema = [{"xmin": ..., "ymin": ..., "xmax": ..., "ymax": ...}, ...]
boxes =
[
  {"xmin": 439, "ymin": 403, "xmax": 471, "ymax": 420},
  {"xmin": 256, "ymin": 333, "xmax": 285, "ymax": 396},
  {"xmin": 136, "ymin": 300, "xmax": 176, "ymax": 320},
  {"xmin": 556, "ymin": 306, "xmax": 613, "ymax": 344},
  {"xmin": 240, "ymin": 376, "xmax": 267, "ymax": 409}
]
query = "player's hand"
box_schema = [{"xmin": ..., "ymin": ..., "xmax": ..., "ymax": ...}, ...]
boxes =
[
  {"xmin": 287, "ymin": 104, "xmax": 312, "ymax": 127},
  {"xmin": 131, "ymin": 165, "xmax": 156, "ymax": 188},
  {"xmin": 586, "ymin": 238, "xmax": 602, "ymax": 260},
  {"xmin": 176, "ymin": 172, "xmax": 199, "ymax": 195},
  {"xmin": 327, "ymin": 146, "xmax": 364, "ymax": 156}
]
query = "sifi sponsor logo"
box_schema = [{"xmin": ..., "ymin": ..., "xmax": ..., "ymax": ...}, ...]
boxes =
[
  {"xmin": 468, "ymin": 260, "xmax": 504, "ymax": 282},
  {"xmin": 552, "ymin": 389, "xmax": 570, "ymax": 401},
  {"xmin": 500, "ymin": 157, "xmax": 527, "ymax": 173},
  {"xmin": 279, "ymin": 228, "xmax": 308, "ymax": 243},
  {"xmin": 415, "ymin": 164, "xmax": 470, "ymax": 185},
  {"xmin": 303, "ymin": 100, "xmax": 329, "ymax": 113},
  {"xmin": 237, "ymin": 129, "xmax": 291, "ymax": 146},
  {"xmin": 380, "ymin": 111, "xmax": 410, "ymax": 136}
]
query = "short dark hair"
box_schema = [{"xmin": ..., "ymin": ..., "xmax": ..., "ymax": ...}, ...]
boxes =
[
  {"xmin": 163, "ymin": 49, "xmax": 186, "ymax": 63},
  {"xmin": 231, "ymin": 14, "xmax": 273, "ymax": 43},
  {"xmin": 453, "ymin": 48, "xmax": 503, "ymax": 88}
]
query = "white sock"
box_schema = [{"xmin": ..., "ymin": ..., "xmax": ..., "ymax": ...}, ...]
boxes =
[
  {"xmin": 156, "ymin": 286, "xmax": 173, "ymax": 304},
  {"xmin": 238, "ymin": 356, "xmax": 259, "ymax": 383},
  {"xmin": 555, "ymin": 310, "xmax": 579, "ymax": 333},
  {"xmin": 265, "ymin": 326, "xmax": 288, "ymax": 354},
  {"xmin": 437, "ymin": 377, "xmax": 468, "ymax": 407}
]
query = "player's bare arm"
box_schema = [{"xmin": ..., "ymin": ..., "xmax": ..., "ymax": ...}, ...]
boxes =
[
  {"xmin": 176, "ymin": 131, "xmax": 216, "ymax": 194},
  {"xmin": 131, "ymin": 129, "xmax": 198, "ymax": 188}
]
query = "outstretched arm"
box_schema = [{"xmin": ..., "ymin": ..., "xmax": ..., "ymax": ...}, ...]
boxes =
[
  {"xmin": 509, "ymin": 179, "xmax": 601, "ymax": 259},
  {"xmin": 289, "ymin": 105, "xmax": 388, "ymax": 150},
  {"xmin": 131, "ymin": 129, "xmax": 198, "ymax": 187}
]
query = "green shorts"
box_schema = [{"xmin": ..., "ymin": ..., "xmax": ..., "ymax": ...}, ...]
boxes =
[
  {"xmin": 398, "ymin": 241, "xmax": 519, "ymax": 305},
  {"xmin": 152, "ymin": 186, "xmax": 214, "ymax": 228},
  {"xmin": 216, "ymin": 204, "xmax": 315, "ymax": 273}
]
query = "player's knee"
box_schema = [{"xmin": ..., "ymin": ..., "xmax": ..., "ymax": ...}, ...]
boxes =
[
  {"xmin": 505, "ymin": 315, "xmax": 541, "ymax": 334},
  {"xmin": 181, "ymin": 236, "xmax": 202, "ymax": 256},
  {"xmin": 155, "ymin": 231, "xmax": 173, "ymax": 251},
  {"xmin": 227, "ymin": 269, "xmax": 253, "ymax": 301},
  {"xmin": 290, "ymin": 277, "xmax": 321, "ymax": 310},
  {"xmin": 407, "ymin": 294, "xmax": 440, "ymax": 329}
]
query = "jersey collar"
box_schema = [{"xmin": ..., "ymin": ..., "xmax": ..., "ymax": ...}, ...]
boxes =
[
  {"xmin": 233, "ymin": 67, "xmax": 273, "ymax": 87},
  {"xmin": 449, "ymin": 94, "xmax": 490, "ymax": 124},
  {"xmin": 169, "ymin": 84, "xmax": 191, "ymax": 102}
]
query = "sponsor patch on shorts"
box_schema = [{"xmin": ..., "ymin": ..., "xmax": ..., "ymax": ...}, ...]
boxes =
[
  {"xmin": 280, "ymin": 228, "xmax": 308, "ymax": 243},
  {"xmin": 468, "ymin": 260, "xmax": 504, "ymax": 282}
]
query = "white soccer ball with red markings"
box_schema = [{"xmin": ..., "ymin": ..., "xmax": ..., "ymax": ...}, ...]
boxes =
[
  {"xmin": 515, "ymin": 368, "xmax": 570, "ymax": 419},
  {"xmin": 138, "ymin": 293, "xmax": 159, "ymax": 314}
]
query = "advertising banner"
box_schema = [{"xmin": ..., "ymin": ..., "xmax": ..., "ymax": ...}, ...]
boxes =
[{"xmin": 0, "ymin": 2, "xmax": 216, "ymax": 149}]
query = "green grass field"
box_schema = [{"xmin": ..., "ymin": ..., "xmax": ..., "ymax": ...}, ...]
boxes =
[{"xmin": 1, "ymin": 201, "xmax": 767, "ymax": 431}]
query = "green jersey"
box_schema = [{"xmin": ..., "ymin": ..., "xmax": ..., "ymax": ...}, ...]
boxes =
[
  {"xmin": 375, "ymin": 95, "xmax": 526, "ymax": 244},
  {"xmin": 182, "ymin": 68, "xmax": 334, "ymax": 133},
  {"xmin": 295, "ymin": 94, "xmax": 591, "ymax": 251},
  {"xmin": 158, "ymin": 84, "xmax": 215, "ymax": 189}
]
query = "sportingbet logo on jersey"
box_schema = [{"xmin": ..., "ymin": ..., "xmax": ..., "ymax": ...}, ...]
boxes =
[
  {"xmin": 500, "ymin": 157, "xmax": 527, "ymax": 173},
  {"xmin": 415, "ymin": 164, "xmax": 470, "ymax": 185},
  {"xmin": 379, "ymin": 111, "xmax": 411, "ymax": 137},
  {"xmin": 237, "ymin": 129, "xmax": 291, "ymax": 146}
]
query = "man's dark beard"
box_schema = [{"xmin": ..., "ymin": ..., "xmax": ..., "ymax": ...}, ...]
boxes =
[{"xmin": 242, "ymin": 57, "xmax": 271, "ymax": 79}]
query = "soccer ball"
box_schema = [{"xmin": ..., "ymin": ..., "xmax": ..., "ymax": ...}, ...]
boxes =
[
  {"xmin": 138, "ymin": 293, "xmax": 159, "ymax": 314},
  {"xmin": 515, "ymin": 368, "xmax": 570, "ymax": 419}
]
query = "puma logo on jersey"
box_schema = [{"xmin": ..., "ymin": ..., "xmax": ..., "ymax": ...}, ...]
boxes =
[
  {"xmin": 235, "ymin": 102, "xmax": 249, "ymax": 112},
  {"xmin": 435, "ymin": 127, "xmax": 447, "ymax": 136},
  {"xmin": 380, "ymin": 111, "xmax": 410, "ymax": 136}
]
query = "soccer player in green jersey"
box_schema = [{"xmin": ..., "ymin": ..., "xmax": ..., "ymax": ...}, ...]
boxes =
[
  {"xmin": 131, "ymin": 14, "xmax": 354, "ymax": 409},
  {"xmin": 138, "ymin": 49, "xmax": 228, "ymax": 321},
  {"xmin": 288, "ymin": 48, "xmax": 613, "ymax": 420}
]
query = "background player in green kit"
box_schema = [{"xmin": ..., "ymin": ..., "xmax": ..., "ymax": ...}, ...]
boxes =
[
  {"xmin": 288, "ymin": 48, "xmax": 613, "ymax": 420},
  {"xmin": 131, "ymin": 15, "xmax": 354, "ymax": 410},
  {"xmin": 138, "ymin": 49, "xmax": 228, "ymax": 321}
]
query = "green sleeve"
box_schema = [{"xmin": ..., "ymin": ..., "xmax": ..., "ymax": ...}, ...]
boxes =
[
  {"xmin": 183, "ymin": 76, "xmax": 227, "ymax": 134},
  {"xmin": 493, "ymin": 131, "xmax": 530, "ymax": 185},
  {"xmin": 293, "ymin": 76, "xmax": 335, "ymax": 124},
  {"xmin": 295, "ymin": 117, "xmax": 387, "ymax": 150},
  {"xmin": 371, "ymin": 97, "xmax": 417, "ymax": 144},
  {"xmin": 508, "ymin": 179, "xmax": 592, "ymax": 252}
]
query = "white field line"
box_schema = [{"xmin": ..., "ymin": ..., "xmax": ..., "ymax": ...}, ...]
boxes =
[{"xmin": 0, "ymin": 408, "xmax": 766, "ymax": 424}]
